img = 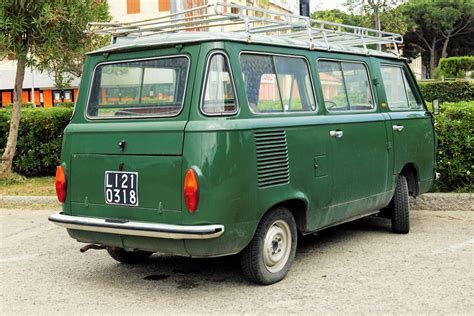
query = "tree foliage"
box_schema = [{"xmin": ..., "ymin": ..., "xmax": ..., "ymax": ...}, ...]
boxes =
[
  {"xmin": 0, "ymin": 0, "xmax": 110, "ymax": 87},
  {"xmin": 311, "ymin": 6, "xmax": 407, "ymax": 37},
  {"xmin": 0, "ymin": 0, "xmax": 110, "ymax": 178},
  {"xmin": 311, "ymin": 9, "xmax": 368, "ymax": 26},
  {"xmin": 345, "ymin": 0, "xmax": 407, "ymax": 35},
  {"xmin": 401, "ymin": 0, "xmax": 474, "ymax": 77}
]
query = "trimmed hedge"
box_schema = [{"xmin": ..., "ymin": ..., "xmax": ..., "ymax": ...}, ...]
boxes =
[
  {"xmin": 418, "ymin": 80, "xmax": 474, "ymax": 103},
  {"xmin": 438, "ymin": 56, "xmax": 474, "ymax": 79},
  {"xmin": 0, "ymin": 103, "xmax": 472, "ymax": 192},
  {"xmin": 433, "ymin": 101, "xmax": 473, "ymax": 192},
  {"xmin": 0, "ymin": 107, "xmax": 73, "ymax": 176}
]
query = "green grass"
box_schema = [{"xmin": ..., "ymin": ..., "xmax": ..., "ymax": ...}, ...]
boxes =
[{"xmin": 0, "ymin": 176, "xmax": 55, "ymax": 196}]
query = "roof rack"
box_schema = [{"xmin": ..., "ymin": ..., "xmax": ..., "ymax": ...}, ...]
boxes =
[{"xmin": 87, "ymin": 2, "xmax": 403, "ymax": 56}]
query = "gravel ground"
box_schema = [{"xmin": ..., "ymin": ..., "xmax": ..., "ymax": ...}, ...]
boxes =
[{"xmin": 1, "ymin": 209, "xmax": 473, "ymax": 315}]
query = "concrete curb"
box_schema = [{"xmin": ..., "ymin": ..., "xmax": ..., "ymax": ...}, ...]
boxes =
[
  {"xmin": 0, "ymin": 195, "xmax": 59, "ymax": 208},
  {"xmin": 410, "ymin": 193, "xmax": 473, "ymax": 212},
  {"xmin": 0, "ymin": 193, "xmax": 472, "ymax": 211}
]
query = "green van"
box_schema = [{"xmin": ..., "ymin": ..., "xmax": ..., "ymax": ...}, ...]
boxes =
[{"xmin": 49, "ymin": 3, "xmax": 437, "ymax": 285}]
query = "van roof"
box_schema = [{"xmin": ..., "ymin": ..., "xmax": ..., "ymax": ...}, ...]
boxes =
[{"xmin": 88, "ymin": 31, "xmax": 401, "ymax": 60}]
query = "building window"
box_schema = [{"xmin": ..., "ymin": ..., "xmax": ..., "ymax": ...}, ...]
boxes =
[
  {"xmin": 127, "ymin": 0, "xmax": 140, "ymax": 14},
  {"xmin": 53, "ymin": 90, "xmax": 63, "ymax": 105},
  {"xmin": 159, "ymin": 0, "xmax": 170, "ymax": 12}
]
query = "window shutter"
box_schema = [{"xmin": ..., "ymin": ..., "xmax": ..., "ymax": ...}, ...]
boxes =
[
  {"xmin": 127, "ymin": 0, "xmax": 140, "ymax": 14},
  {"xmin": 159, "ymin": 0, "xmax": 170, "ymax": 12}
]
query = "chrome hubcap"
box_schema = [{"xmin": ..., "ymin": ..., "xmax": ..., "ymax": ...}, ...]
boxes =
[{"xmin": 263, "ymin": 219, "xmax": 291, "ymax": 273}]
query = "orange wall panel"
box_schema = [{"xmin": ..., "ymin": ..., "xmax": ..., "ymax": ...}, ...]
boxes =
[
  {"xmin": 22, "ymin": 90, "xmax": 29, "ymax": 104},
  {"xmin": 34, "ymin": 90, "xmax": 40, "ymax": 106},
  {"xmin": 2, "ymin": 92, "xmax": 12, "ymax": 107},
  {"xmin": 159, "ymin": 0, "xmax": 170, "ymax": 12},
  {"xmin": 127, "ymin": 0, "xmax": 140, "ymax": 14},
  {"xmin": 73, "ymin": 88, "xmax": 79, "ymax": 102},
  {"xmin": 43, "ymin": 90, "xmax": 53, "ymax": 108}
]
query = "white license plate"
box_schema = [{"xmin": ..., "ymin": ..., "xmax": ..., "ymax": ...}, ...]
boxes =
[{"xmin": 104, "ymin": 171, "xmax": 138, "ymax": 206}]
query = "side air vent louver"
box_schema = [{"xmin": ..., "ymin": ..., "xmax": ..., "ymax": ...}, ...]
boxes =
[{"xmin": 255, "ymin": 130, "xmax": 290, "ymax": 188}]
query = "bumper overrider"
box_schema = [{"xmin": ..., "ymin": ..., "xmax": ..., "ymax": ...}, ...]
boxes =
[{"xmin": 48, "ymin": 212, "xmax": 224, "ymax": 239}]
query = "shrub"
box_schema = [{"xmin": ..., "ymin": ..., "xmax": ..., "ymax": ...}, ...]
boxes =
[
  {"xmin": 0, "ymin": 102, "xmax": 472, "ymax": 193},
  {"xmin": 433, "ymin": 101, "xmax": 473, "ymax": 192},
  {"xmin": 58, "ymin": 102, "xmax": 75, "ymax": 108},
  {"xmin": 0, "ymin": 107, "xmax": 73, "ymax": 176},
  {"xmin": 438, "ymin": 56, "xmax": 474, "ymax": 79},
  {"xmin": 4, "ymin": 103, "xmax": 36, "ymax": 109},
  {"xmin": 418, "ymin": 80, "xmax": 474, "ymax": 102}
]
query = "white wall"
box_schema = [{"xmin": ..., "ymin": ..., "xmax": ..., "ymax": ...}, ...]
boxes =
[
  {"xmin": 107, "ymin": 0, "xmax": 297, "ymax": 24},
  {"xmin": 107, "ymin": 0, "xmax": 167, "ymax": 23}
]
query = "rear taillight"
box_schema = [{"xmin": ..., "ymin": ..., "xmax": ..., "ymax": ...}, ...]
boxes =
[
  {"xmin": 56, "ymin": 165, "xmax": 66, "ymax": 203},
  {"xmin": 184, "ymin": 168, "xmax": 199, "ymax": 213}
]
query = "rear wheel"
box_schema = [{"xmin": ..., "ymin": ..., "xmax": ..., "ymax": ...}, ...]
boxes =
[
  {"xmin": 240, "ymin": 207, "xmax": 297, "ymax": 285},
  {"xmin": 106, "ymin": 247, "xmax": 152, "ymax": 264},
  {"xmin": 391, "ymin": 175, "xmax": 410, "ymax": 234}
]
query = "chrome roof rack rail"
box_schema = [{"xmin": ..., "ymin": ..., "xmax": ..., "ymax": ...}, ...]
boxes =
[{"xmin": 87, "ymin": 2, "xmax": 403, "ymax": 56}]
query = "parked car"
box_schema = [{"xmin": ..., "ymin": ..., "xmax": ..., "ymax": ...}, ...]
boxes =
[{"xmin": 49, "ymin": 3, "xmax": 436, "ymax": 285}]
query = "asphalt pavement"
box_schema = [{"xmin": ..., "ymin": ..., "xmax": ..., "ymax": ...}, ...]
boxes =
[{"xmin": 1, "ymin": 208, "xmax": 473, "ymax": 314}]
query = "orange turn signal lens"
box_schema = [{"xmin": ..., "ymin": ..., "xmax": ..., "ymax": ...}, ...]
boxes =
[
  {"xmin": 184, "ymin": 168, "xmax": 199, "ymax": 213},
  {"xmin": 55, "ymin": 165, "xmax": 66, "ymax": 203}
]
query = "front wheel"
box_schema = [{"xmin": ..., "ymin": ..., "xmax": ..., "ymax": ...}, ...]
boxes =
[
  {"xmin": 106, "ymin": 247, "xmax": 153, "ymax": 264},
  {"xmin": 240, "ymin": 207, "xmax": 297, "ymax": 285},
  {"xmin": 391, "ymin": 175, "xmax": 410, "ymax": 234}
]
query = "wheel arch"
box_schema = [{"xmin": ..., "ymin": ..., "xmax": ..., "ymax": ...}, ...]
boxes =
[
  {"xmin": 399, "ymin": 163, "xmax": 419, "ymax": 197},
  {"xmin": 262, "ymin": 195, "xmax": 309, "ymax": 233}
]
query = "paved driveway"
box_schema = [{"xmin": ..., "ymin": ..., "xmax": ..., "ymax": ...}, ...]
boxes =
[{"xmin": 1, "ymin": 209, "xmax": 473, "ymax": 314}]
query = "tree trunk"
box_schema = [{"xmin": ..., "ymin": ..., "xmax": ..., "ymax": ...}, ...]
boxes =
[
  {"xmin": 429, "ymin": 41, "xmax": 437, "ymax": 79},
  {"xmin": 374, "ymin": 7, "xmax": 381, "ymax": 51},
  {"xmin": 1, "ymin": 53, "xmax": 27, "ymax": 179},
  {"xmin": 441, "ymin": 36, "xmax": 450, "ymax": 59}
]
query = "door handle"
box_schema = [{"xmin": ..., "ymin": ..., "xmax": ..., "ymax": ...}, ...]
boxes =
[
  {"xmin": 392, "ymin": 125, "xmax": 404, "ymax": 132},
  {"xmin": 329, "ymin": 130, "xmax": 344, "ymax": 138}
]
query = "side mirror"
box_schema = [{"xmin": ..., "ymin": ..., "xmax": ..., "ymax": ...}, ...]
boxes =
[{"xmin": 432, "ymin": 99, "xmax": 440, "ymax": 115}]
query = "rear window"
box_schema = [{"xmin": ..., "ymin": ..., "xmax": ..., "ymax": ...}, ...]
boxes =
[{"xmin": 87, "ymin": 56, "xmax": 189, "ymax": 118}]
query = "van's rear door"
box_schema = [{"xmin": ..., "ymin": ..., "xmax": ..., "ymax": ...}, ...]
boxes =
[{"xmin": 67, "ymin": 49, "xmax": 198, "ymax": 222}]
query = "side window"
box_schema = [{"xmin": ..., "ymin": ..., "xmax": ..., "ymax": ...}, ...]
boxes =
[
  {"xmin": 318, "ymin": 60, "xmax": 374, "ymax": 112},
  {"xmin": 381, "ymin": 65, "xmax": 422, "ymax": 110},
  {"xmin": 202, "ymin": 53, "xmax": 237, "ymax": 115},
  {"xmin": 403, "ymin": 73, "xmax": 420, "ymax": 109},
  {"xmin": 240, "ymin": 53, "xmax": 316, "ymax": 113}
]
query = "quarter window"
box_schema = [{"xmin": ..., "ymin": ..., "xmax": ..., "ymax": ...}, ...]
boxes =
[
  {"xmin": 87, "ymin": 57, "xmax": 189, "ymax": 118},
  {"xmin": 380, "ymin": 65, "xmax": 422, "ymax": 110},
  {"xmin": 202, "ymin": 53, "xmax": 238, "ymax": 115},
  {"xmin": 240, "ymin": 54, "xmax": 316, "ymax": 113},
  {"xmin": 318, "ymin": 60, "xmax": 374, "ymax": 112}
]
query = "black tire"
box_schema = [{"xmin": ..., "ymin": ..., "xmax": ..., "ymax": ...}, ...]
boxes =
[
  {"xmin": 106, "ymin": 247, "xmax": 152, "ymax": 264},
  {"xmin": 391, "ymin": 175, "xmax": 410, "ymax": 234},
  {"xmin": 240, "ymin": 207, "xmax": 297, "ymax": 285}
]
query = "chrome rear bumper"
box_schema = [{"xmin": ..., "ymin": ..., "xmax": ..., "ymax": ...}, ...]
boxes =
[{"xmin": 48, "ymin": 212, "xmax": 224, "ymax": 240}]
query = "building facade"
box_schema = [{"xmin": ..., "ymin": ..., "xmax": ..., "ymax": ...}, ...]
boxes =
[
  {"xmin": 0, "ymin": 58, "xmax": 80, "ymax": 108},
  {"xmin": 0, "ymin": 0, "xmax": 297, "ymax": 108}
]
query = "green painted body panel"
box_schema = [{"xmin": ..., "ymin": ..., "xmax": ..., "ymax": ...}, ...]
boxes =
[
  {"xmin": 371, "ymin": 58, "xmax": 436, "ymax": 193},
  {"xmin": 70, "ymin": 154, "xmax": 182, "ymax": 215},
  {"xmin": 58, "ymin": 40, "xmax": 436, "ymax": 257}
]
